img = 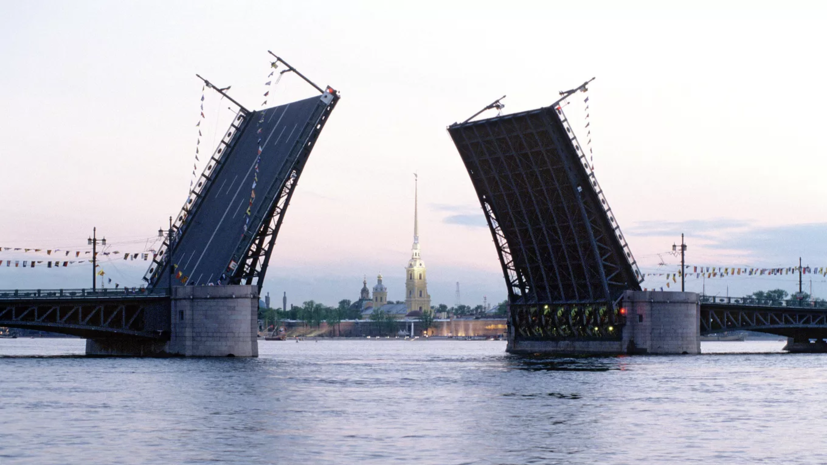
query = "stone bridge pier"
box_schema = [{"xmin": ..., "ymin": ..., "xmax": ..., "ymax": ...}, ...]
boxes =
[
  {"xmin": 508, "ymin": 291, "xmax": 701, "ymax": 355},
  {"xmin": 86, "ymin": 285, "xmax": 259, "ymax": 357}
]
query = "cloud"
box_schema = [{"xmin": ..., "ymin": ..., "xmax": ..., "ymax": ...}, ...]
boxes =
[
  {"xmin": 431, "ymin": 203, "xmax": 488, "ymax": 228},
  {"xmin": 626, "ymin": 218, "xmax": 751, "ymax": 239},
  {"xmin": 709, "ymin": 223, "xmax": 827, "ymax": 261},
  {"xmin": 629, "ymin": 218, "xmax": 827, "ymax": 266},
  {"xmin": 443, "ymin": 214, "xmax": 487, "ymax": 228}
]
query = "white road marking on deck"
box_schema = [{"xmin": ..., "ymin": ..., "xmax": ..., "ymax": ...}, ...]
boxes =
[
  {"xmin": 267, "ymin": 106, "xmax": 280, "ymax": 123},
  {"xmin": 194, "ymin": 273, "xmax": 203, "ymax": 286},
  {"xmin": 223, "ymin": 175, "xmax": 238, "ymax": 197},
  {"xmin": 232, "ymin": 198, "xmax": 245, "ymax": 220},
  {"xmin": 182, "ymin": 250, "xmax": 197, "ymax": 269},
  {"xmin": 216, "ymin": 178, "xmax": 228, "ymax": 198},
  {"xmin": 233, "ymin": 124, "xmax": 288, "ymax": 221},
  {"xmin": 187, "ymin": 104, "xmax": 291, "ymax": 280}
]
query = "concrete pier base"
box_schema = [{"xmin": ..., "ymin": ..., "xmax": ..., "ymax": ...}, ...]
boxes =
[
  {"xmin": 507, "ymin": 291, "xmax": 701, "ymax": 355},
  {"xmin": 86, "ymin": 337, "xmax": 170, "ymax": 357},
  {"xmin": 783, "ymin": 337, "xmax": 827, "ymax": 353},
  {"xmin": 85, "ymin": 285, "xmax": 259, "ymax": 357}
]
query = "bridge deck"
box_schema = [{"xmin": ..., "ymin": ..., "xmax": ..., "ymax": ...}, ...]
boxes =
[{"xmin": 151, "ymin": 95, "xmax": 328, "ymax": 288}]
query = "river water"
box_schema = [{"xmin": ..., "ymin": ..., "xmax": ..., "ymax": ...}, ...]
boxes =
[{"xmin": 1, "ymin": 338, "xmax": 825, "ymax": 464}]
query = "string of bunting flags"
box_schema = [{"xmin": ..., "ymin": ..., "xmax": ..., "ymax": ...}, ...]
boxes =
[
  {"xmin": 0, "ymin": 257, "xmax": 146, "ymax": 290},
  {"xmin": 242, "ymin": 60, "xmax": 282, "ymax": 235},
  {"xmin": 0, "ymin": 247, "xmax": 159, "ymax": 260},
  {"xmin": 644, "ymin": 265, "xmax": 827, "ymax": 288},
  {"xmin": 584, "ymin": 95, "xmax": 595, "ymax": 170},
  {"xmin": 192, "ymin": 85, "xmax": 206, "ymax": 191}
]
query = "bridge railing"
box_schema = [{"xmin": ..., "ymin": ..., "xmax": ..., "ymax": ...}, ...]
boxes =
[
  {"xmin": 700, "ymin": 295, "xmax": 827, "ymax": 309},
  {"xmin": 0, "ymin": 288, "xmax": 169, "ymax": 300}
]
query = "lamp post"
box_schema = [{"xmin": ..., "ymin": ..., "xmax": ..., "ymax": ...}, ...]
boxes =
[
  {"xmin": 87, "ymin": 227, "xmax": 106, "ymax": 291},
  {"xmin": 158, "ymin": 216, "xmax": 173, "ymax": 295},
  {"xmin": 672, "ymin": 234, "xmax": 687, "ymax": 292}
]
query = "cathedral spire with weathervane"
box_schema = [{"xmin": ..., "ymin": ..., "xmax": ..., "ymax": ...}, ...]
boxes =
[{"xmin": 405, "ymin": 174, "xmax": 430, "ymax": 313}]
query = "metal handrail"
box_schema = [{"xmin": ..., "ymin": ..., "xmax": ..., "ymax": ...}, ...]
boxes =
[
  {"xmin": 0, "ymin": 288, "xmax": 169, "ymax": 300},
  {"xmin": 699, "ymin": 294, "xmax": 827, "ymax": 309}
]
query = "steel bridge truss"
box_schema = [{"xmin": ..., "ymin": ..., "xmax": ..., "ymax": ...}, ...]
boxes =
[
  {"xmin": 0, "ymin": 296, "xmax": 169, "ymax": 339},
  {"xmin": 701, "ymin": 303, "xmax": 827, "ymax": 338},
  {"xmin": 448, "ymin": 99, "xmax": 642, "ymax": 342},
  {"xmin": 511, "ymin": 303, "xmax": 625, "ymax": 340},
  {"xmin": 229, "ymin": 92, "xmax": 339, "ymax": 289}
]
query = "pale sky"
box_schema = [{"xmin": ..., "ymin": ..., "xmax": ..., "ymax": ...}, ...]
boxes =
[{"xmin": 2, "ymin": 0, "xmax": 827, "ymax": 306}]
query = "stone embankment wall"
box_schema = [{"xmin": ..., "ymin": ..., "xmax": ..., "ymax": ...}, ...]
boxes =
[{"xmin": 279, "ymin": 319, "xmax": 507, "ymax": 338}]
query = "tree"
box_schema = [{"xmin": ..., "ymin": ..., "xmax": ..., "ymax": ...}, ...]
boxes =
[
  {"xmin": 298, "ymin": 300, "xmax": 314, "ymax": 326},
  {"xmin": 326, "ymin": 304, "xmax": 342, "ymax": 336},
  {"xmin": 310, "ymin": 302, "xmax": 328, "ymax": 328},
  {"xmin": 436, "ymin": 304, "xmax": 448, "ymax": 315},
  {"xmin": 494, "ymin": 300, "xmax": 508, "ymax": 317},
  {"xmin": 340, "ymin": 299, "xmax": 363, "ymax": 320},
  {"xmin": 452, "ymin": 304, "xmax": 471, "ymax": 316},
  {"xmin": 370, "ymin": 308, "xmax": 399, "ymax": 336},
  {"xmin": 748, "ymin": 289, "xmax": 788, "ymax": 304},
  {"xmin": 420, "ymin": 308, "xmax": 436, "ymax": 334}
]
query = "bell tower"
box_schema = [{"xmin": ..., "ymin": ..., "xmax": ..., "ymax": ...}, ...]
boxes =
[{"xmin": 373, "ymin": 274, "xmax": 388, "ymax": 309}]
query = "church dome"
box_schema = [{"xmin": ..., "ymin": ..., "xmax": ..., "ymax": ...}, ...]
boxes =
[
  {"xmin": 373, "ymin": 274, "xmax": 387, "ymax": 292},
  {"xmin": 360, "ymin": 277, "xmax": 370, "ymax": 300}
]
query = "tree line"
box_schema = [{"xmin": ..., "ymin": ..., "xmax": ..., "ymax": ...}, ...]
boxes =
[{"xmin": 259, "ymin": 298, "xmax": 509, "ymax": 330}]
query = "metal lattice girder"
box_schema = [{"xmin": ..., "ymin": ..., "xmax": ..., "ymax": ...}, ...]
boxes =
[
  {"xmin": 447, "ymin": 104, "xmax": 641, "ymax": 312},
  {"xmin": 701, "ymin": 301, "xmax": 827, "ymax": 338},
  {"xmin": 0, "ymin": 295, "xmax": 169, "ymax": 339},
  {"xmin": 508, "ymin": 303, "xmax": 622, "ymax": 341}
]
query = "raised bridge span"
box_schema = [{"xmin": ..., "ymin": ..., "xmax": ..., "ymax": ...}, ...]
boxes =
[
  {"xmin": 446, "ymin": 84, "xmax": 827, "ymax": 354},
  {"xmin": 0, "ymin": 55, "xmax": 340, "ymax": 356}
]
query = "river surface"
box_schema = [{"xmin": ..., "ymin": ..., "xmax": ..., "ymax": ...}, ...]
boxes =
[{"xmin": 1, "ymin": 339, "xmax": 825, "ymax": 464}]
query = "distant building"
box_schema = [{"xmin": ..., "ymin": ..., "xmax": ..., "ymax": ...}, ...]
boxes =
[
  {"xmin": 349, "ymin": 277, "xmax": 373, "ymax": 313},
  {"xmin": 405, "ymin": 175, "xmax": 430, "ymax": 313},
  {"xmin": 355, "ymin": 176, "xmax": 431, "ymax": 319},
  {"xmin": 373, "ymin": 274, "xmax": 388, "ymax": 308}
]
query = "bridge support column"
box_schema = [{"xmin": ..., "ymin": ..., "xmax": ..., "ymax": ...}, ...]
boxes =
[
  {"xmin": 783, "ymin": 333, "xmax": 827, "ymax": 353},
  {"xmin": 507, "ymin": 291, "xmax": 700, "ymax": 355},
  {"xmin": 621, "ymin": 291, "xmax": 700, "ymax": 355},
  {"xmin": 85, "ymin": 285, "xmax": 259, "ymax": 357},
  {"xmin": 167, "ymin": 285, "xmax": 259, "ymax": 357}
]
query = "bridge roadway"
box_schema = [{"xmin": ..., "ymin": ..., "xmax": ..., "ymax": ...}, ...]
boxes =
[
  {"xmin": 160, "ymin": 95, "xmax": 324, "ymax": 287},
  {"xmin": 4, "ymin": 289, "xmax": 827, "ymax": 344},
  {"xmin": 0, "ymin": 288, "xmax": 170, "ymax": 339}
]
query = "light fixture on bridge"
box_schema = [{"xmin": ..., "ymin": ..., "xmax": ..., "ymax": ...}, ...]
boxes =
[
  {"xmin": 672, "ymin": 234, "xmax": 687, "ymax": 292},
  {"xmin": 88, "ymin": 227, "xmax": 106, "ymax": 292}
]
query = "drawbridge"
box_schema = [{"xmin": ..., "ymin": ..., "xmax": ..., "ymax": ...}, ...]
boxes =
[
  {"xmin": 447, "ymin": 84, "xmax": 827, "ymax": 351},
  {"xmin": 0, "ymin": 54, "xmax": 340, "ymax": 340},
  {"xmin": 447, "ymin": 84, "xmax": 642, "ymax": 342},
  {"xmin": 145, "ymin": 59, "xmax": 339, "ymax": 292}
]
